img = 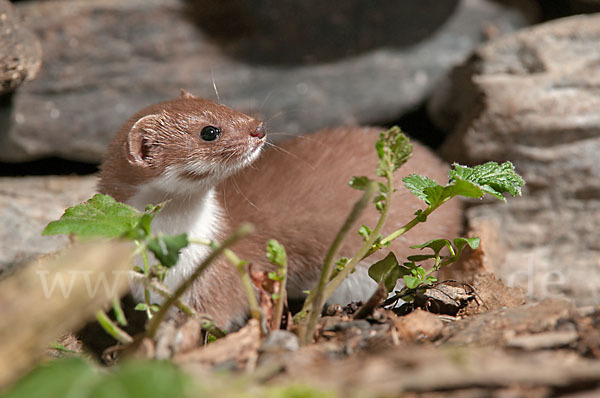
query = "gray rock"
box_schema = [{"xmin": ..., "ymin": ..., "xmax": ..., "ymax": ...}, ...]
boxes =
[
  {"xmin": 429, "ymin": 14, "xmax": 600, "ymax": 305},
  {"xmin": 0, "ymin": 0, "xmax": 41, "ymax": 94},
  {"xmin": 0, "ymin": 0, "xmax": 537, "ymax": 162},
  {"xmin": 260, "ymin": 330, "xmax": 299, "ymax": 352},
  {"xmin": 0, "ymin": 175, "xmax": 97, "ymax": 274}
]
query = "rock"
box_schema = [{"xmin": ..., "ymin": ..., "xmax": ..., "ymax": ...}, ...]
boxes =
[
  {"xmin": 443, "ymin": 299, "xmax": 575, "ymax": 346},
  {"xmin": 0, "ymin": 0, "xmax": 41, "ymax": 94},
  {"xmin": 466, "ymin": 199, "xmax": 600, "ymax": 305},
  {"xmin": 0, "ymin": 175, "xmax": 97, "ymax": 274},
  {"xmin": 0, "ymin": 0, "xmax": 537, "ymax": 162},
  {"xmin": 412, "ymin": 283, "xmax": 476, "ymax": 315},
  {"xmin": 428, "ymin": 14, "xmax": 600, "ymax": 305},
  {"xmin": 394, "ymin": 309, "xmax": 444, "ymax": 341},
  {"xmin": 260, "ymin": 330, "xmax": 299, "ymax": 353},
  {"xmin": 504, "ymin": 329, "xmax": 579, "ymax": 350}
]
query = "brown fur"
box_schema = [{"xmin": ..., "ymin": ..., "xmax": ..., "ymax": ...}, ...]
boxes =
[
  {"xmin": 98, "ymin": 94, "xmax": 462, "ymax": 331},
  {"xmin": 98, "ymin": 97, "xmax": 263, "ymax": 202},
  {"xmin": 219, "ymin": 127, "xmax": 462, "ymax": 299},
  {"xmin": 184, "ymin": 127, "xmax": 462, "ymax": 329}
]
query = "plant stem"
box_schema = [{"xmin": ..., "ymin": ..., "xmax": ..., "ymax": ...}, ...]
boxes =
[
  {"xmin": 96, "ymin": 310, "xmax": 133, "ymax": 344},
  {"xmin": 130, "ymin": 272, "xmax": 195, "ymax": 316},
  {"xmin": 225, "ymin": 248, "xmax": 262, "ymax": 323},
  {"xmin": 191, "ymin": 236, "xmax": 262, "ymax": 325},
  {"xmin": 145, "ymin": 223, "xmax": 254, "ymax": 340},
  {"xmin": 362, "ymin": 197, "xmax": 452, "ymax": 260},
  {"xmin": 133, "ymin": 273, "xmax": 225, "ymax": 338},
  {"xmin": 272, "ymin": 264, "xmax": 288, "ymax": 331},
  {"xmin": 137, "ymin": 241, "xmax": 153, "ymax": 320},
  {"xmin": 112, "ymin": 296, "xmax": 127, "ymax": 327},
  {"xmin": 300, "ymin": 181, "xmax": 377, "ymax": 345},
  {"xmin": 321, "ymin": 171, "xmax": 394, "ymax": 305},
  {"xmin": 188, "ymin": 238, "xmax": 212, "ymax": 246}
]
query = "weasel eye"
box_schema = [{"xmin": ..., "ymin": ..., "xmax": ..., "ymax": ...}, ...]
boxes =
[{"xmin": 200, "ymin": 126, "xmax": 221, "ymax": 142}]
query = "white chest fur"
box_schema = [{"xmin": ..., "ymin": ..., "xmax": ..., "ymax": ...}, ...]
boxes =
[{"xmin": 128, "ymin": 174, "xmax": 222, "ymax": 303}]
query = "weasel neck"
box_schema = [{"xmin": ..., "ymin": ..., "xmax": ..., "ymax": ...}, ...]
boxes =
[
  {"xmin": 128, "ymin": 183, "xmax": 222, "ymax": 241},
  {"xmin": 127, "ymin": 181, "xmax": 223, "ymax": 301}
]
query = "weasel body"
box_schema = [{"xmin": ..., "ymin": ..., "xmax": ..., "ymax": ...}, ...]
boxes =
[{"xmin": 99, "ymin": 92, "xmax": 461, "ymax": 330}]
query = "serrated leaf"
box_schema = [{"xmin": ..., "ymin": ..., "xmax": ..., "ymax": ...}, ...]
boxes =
[
  {"xmin": 423, "ymin": 185, "xmax": 445, "ymax": 206},
  {"xmin": 266, "ymin": 239, "xmax": 287, "ymax": 267},
  {"xmin": 147, "ymin": 233, "xmax": 189, "ymax": 268},
  {"xmin": 403, "ymin": 175, "xmax": 442, "ymax": 205},
  {"xmin": 349, "ymin": 176, "xmax": 373, "ymax": 191},
  {"xmin": 450, "ymin": 161, "xmax": 524, "ymax": 201},
  {"xmin": 42, "ymin": 194, "xmax": 144, "ymax": 239},
  {"xmin": 442, "ymin": 177, "xmax": 485, "ymax": 200},
  {"xmin": 376, "ymin": 127, "xmax": 413, "ymax": 177},
  {"xmin": 368, "ymin": 252, "xmax": 400, "ymax": 292}
]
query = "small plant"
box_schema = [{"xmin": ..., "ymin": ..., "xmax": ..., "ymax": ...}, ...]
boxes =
[
  {"xmin": 42, "ymin": 126, "xmax": 524, "ymax": 348},
  {"xmin": 295, "ymin": 127, "xmax": 524, "ymax": 344},
  {"xmin": 266, "ymin": 239, "xmax": 288, "ymax": 330},
  {"xmin": 42, "ymin": 194, "xmax": 252, "ymax": 342}
]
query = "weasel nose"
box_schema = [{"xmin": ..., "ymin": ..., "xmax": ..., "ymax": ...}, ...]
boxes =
[{"xmin": 251, "ymin": 124, "xmax": 266, "ymax": 139}]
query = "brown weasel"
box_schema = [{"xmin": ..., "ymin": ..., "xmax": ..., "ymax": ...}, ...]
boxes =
[{"xmin": 98, "ymin": 90, "xmax": 461, "ymax": 330}]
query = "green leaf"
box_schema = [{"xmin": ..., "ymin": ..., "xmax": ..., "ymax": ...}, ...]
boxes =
[
  {"xmin": 134, "ymin": 303, "xmax": 148, "ymax": 312},
  {"xmin": 90, "ymin": 360, "xmax": 191, "ymax": 398},
  {"xmin": 3, "ymin": 358, "xmax": 99, "ymax": 398},
  {"xmin": 406, "ymin": 254, "xmax": 436, "ymax": 262},
  {"xmin": 442, "ymin": 177, "xmax": 485, "ymax": 200},
  {"xmin": 42, "ymin": 194, "xmax": 144, "ymax": 239},
  {"xmin": 403, "ymin": 275, "xmax": 423, "ymax": 290},
  {"xmin": 454, "ymin": 236, "xmax": 480, "ymax": 252},
  {"xmin": 349, "ymin": 176, "xmax": 374, "ymax": 191},
  {"xmin": 335, "ymin": 257, "xmax": 349, "ymax": 271},
  {"xmin": 411, "ymin": 238, "xmax": 452, "ymax": 256},
  {"xmin": 368, "ymin": 252, "xmax": 401, "ymax": 292},
  {"xmin": 358, "ymin": 225, "xmax": 372, "ymax": 241},
  {"xmin": 450, "ymin": 161, "xmax": 524, "ymax": 201},
  {"xmin": 147, "ymin": 233, "xmax": 189, "ymax": 268},
  {"xmin": 112, "ymin": 298, "xmax": 128, "ymax": 327},
  {"xmin": 376, "ymin": 127, "xmax": 413, "ymax": 177},
  {"xmin": 266, "ymin": 239, "xmax": 287, "ymax": 267},
  {"xmin": 403, "ymin": 175, "xmax": 442, "ymax": 205}
]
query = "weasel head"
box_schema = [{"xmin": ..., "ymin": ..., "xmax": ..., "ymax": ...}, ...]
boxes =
[{"xmin": 99, "ymin": 91, "xmax": 266, "ymax": 201}]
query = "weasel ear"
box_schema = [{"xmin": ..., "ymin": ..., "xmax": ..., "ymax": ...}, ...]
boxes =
[
  {"xmin": 127, "ymin": 114, "xmax": 161, "ymax": 165},
  {"xmin": 180, "ymin": 89, "xmax": 196, "ymax": 99}
]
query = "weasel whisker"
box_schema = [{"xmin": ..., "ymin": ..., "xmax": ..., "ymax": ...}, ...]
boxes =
[
  {"xmin": 259, "ymin": 90, "xmax": 274, "ymax": 112},
  {"xmin": 231, "ymin": 177, "xmax": 259, "ymax": 211},
  {"xmin": 211, "ymin": 68, "xmax": 221, "ymax": 103}
]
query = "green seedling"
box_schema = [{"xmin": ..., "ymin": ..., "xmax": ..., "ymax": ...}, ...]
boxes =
[
  {"xmin": 266, "ymin": 239, "xmax": 288, "ymax": 331},
  {"xmin": 296, "ymin": 126, "xmax": 524, "ymax": 344},
  {"xmin": 43, "ymin": 194, "xmax": 251, "ymax": 343}
]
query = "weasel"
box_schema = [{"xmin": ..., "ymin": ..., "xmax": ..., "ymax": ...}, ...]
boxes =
[{"xmin": 98, "ymin": 90, "xmax": 461, "ymax": 330}]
